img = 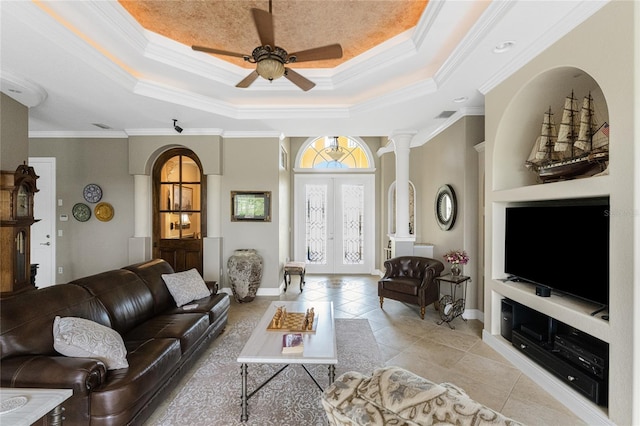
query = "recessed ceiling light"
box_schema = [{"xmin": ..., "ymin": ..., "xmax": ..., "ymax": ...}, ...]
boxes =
[
  {"xmin": 453, "ymin": 96, "xmax": 468, "ymax": 103},
  {"xmin": 493, "ymin": 41, "xmax": 515, "ymax": 53}
]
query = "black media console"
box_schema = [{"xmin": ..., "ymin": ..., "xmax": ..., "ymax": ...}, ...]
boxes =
[{"xmin": 501, "ymin": 299, "xmax": 608, "ymax": 406}]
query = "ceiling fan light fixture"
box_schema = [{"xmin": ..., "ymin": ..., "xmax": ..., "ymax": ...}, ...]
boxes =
[{"xmin": 256, "ymin": 58, "xmax": 285, "ymax": 81}]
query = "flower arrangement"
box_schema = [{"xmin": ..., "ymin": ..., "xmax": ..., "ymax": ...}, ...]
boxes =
[{"xmin": 443, "ymin": 250, "xmax": 469, "ymax": 265}]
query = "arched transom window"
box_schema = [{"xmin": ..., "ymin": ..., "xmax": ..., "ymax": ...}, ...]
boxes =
[{"xmin": 299, "ymin": 136, "xmax": 371, "ymax": 169}]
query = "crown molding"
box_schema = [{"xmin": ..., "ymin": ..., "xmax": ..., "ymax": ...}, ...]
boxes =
[
  {"xmin": 88, "ymin": 1, "xmax": 149, "ymax": 52},
  {"xmin": 29, "ymin": 130, "xmax": 128, "ymax": 139},
  {"xmin": 221, "ymin": 131, "xmax": 283, "ymax": 139},
  {"xmin": 478, "ymin": 0, "xmax": 609, "ymax": 95},
  {"xmin": 412, "ymin": 0, "xmax": 447, "ymax": 49},
  {"xmin": 125, "ymin": 128, "xmax": 224, "ymax": 136},
  {"xmin": 350, "ymin": 77, "xmax": 438, "ymax": 116},
  {"xmin": 133, "ymin": 80, "xmax": 238, "ymax": 117},
  {"xmin": 411, "ymin": 106, "xmax": 484, "ymax": 148},
  {"xmin": 434, "ymin": 0, "xmax": 516, "ymax": 87},
  {"xmin": 27, "ymin": 2, "xmax": 139, "ymax": 91}
]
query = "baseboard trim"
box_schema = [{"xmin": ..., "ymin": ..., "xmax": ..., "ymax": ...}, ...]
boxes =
[
  {"xmin": 482, "ymin": 331, "xmax": 612, "ymax": 425},
  {"xmin": 461, "ymin": 308, "xmax": 484, "ymax": 322}
]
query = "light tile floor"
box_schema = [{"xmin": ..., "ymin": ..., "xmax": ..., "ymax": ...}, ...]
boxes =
[{"xmin": 229, "ymin": 274, "xmax": 585, "ymax": 425}]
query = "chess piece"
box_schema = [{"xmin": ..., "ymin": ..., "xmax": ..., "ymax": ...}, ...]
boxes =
[
  {"xmin": 308, "ymin": 307, "xmax": 315, "ymax": 330},
  {"xmin": 303, "ymin": 310, "xmax": 309, "ymax": 330}
]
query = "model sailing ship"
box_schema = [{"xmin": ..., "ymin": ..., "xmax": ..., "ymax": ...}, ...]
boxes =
[{"xmin": 526, "ymin": 91, "xmax": 609, "ymax": 182}]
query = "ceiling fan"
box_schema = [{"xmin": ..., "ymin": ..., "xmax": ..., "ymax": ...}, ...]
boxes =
[{"xmin": 192, "ymin": 1, "xmax": 343, "ymax": 91}]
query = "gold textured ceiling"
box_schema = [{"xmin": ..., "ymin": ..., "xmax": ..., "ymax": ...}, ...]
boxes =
[{"xmin": 119, "ymin": 0, "xmax": 428, "ymax": 68}]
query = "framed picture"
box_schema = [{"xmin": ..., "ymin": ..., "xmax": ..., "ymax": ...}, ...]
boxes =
[
  {"xmin": 173, "ymin": 185, "xmax": 193, "ymax": 211},
  {"xmin": 231, "ymin": 191, "xmax": 271, "ymax": 222}
]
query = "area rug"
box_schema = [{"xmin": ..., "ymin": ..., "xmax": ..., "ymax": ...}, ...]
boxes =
[{"xmin": 144, "ymin": 318, "xmax": 383, "ymax": 426}]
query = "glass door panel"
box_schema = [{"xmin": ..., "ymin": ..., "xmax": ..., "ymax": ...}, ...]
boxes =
[
  {"xmin": 295, "ymin": 175, "xmax": 373, "ymax": 274},
  {"xmin": 305, "ymin": 183, "xmax": 330, "ymax": 265}
]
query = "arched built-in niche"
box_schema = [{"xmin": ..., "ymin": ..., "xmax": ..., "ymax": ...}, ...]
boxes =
[
  {"xmin": 493, "ymin": 67, "xmax": 609, "ymax": 191},
  {"xmin": 387, "ymin": 181, "xmax": 416, "ymax": 236}
]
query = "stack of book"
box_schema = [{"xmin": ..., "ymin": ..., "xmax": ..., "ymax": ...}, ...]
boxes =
[{"xmin": 281, "ymin": 333, "xmax": 304, "ymax": 354}]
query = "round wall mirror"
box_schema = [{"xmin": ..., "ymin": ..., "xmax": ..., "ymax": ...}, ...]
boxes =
[{"xmin": 435, "ymin": 184, "xmax": 457, "ymax": 230}]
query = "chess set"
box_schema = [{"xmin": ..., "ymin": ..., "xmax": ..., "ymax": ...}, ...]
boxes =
[{"xmin": 266, "ymin": 306, "xmax": 318, "ymax": 332}]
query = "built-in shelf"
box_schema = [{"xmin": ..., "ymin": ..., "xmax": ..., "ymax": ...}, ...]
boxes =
[
  {"xmin": 488, "ymin": 64, "xmax": 615, "ymax": 421},
  {"xmin": 492, "ymin": 174, "xmax": 611, "ymax": 204},
  {"xmin": 490, "ymin": 280, "xmax": 610, "ymax": 342},
  {"xmin": 484, "ymin": 331, "xmax": 612, "ymax": 425}
]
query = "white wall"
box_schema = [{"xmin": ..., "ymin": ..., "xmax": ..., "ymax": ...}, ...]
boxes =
[
  {"xmin": 221, "ymin": 137, "xmax": 281, "ymax": 294},
  {"xmin": 29, "ymin": 137, "xmax": 134, "ymax": 281}
]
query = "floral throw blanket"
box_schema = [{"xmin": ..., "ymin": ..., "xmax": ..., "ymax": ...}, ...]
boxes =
[{"xmin": 321, "ymin": 366, "xmax": 524, "ymax": 425}]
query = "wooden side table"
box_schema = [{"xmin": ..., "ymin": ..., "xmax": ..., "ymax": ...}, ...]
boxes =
[
  {"xmin": 435, "ymin": 274, "xmax": 471, "ymax": 329},
  {"xmin": 283, "ymin": 261, "xmax": 306, "ymax": 292},
  {"xmin": 0, "ymin": 388, "xmax": 72, "ymax": 426}
]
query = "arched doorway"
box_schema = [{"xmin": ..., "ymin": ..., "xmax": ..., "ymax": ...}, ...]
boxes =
[
  {"xmin": 294, "ymin": 136, "xmax": 375, "ymax": 274},
  {"xmin": 152, "ymin": 148, "xmax": 206, "ymax": 274}
]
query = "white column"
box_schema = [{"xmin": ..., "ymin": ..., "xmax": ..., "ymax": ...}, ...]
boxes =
[
  {"xmin": 129, "ymin": 174, "xmax": 152, "ymax": 264},
  {"xmin": 204, "ymin": 174, "xmax": 223, "ymax": 283},
  {"xmin": 206, "ymin": 174, "xmax": 222, "ymax": 237},
  {"xmin": 391, "ymin": 131, "xmax": 416, "ymax": 239},
  {"xmin": 133, "ymin": 174, "xmax": 151, "ymax": 237}
]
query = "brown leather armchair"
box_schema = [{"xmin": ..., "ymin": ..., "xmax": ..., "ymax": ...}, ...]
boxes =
[{"xmin": 378, "ymin": 256, "xmax": 445, "ymax": 319}]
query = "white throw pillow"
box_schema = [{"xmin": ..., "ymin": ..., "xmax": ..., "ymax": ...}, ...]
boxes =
[
  {"xmin": 53, "ymin": 316, "xmax": 129, "ymax": 370},
  {"xmin": 161, "ymin": 268, "xmax": 211, "ymax": 307}
]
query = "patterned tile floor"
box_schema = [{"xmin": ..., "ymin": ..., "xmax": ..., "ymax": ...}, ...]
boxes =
[{"xmin": 228, "ymin": 274, "xmax": 585, "ymax": 425}]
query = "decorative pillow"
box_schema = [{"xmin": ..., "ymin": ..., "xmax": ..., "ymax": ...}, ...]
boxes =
[
  {"xmin": 161, "ymin": 268, "xmax": 211, "ymax": 307},
  {"xmin": 53, "ymin": 316, "xmax": 128, "ymax": 370}
]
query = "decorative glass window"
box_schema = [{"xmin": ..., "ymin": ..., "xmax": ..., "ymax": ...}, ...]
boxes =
[{"xmin": 299, "ymin": 136, "xmax": 371, "ymax": 169}]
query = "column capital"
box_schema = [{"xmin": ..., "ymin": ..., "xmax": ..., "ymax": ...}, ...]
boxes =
[{"xmin": 389, "ymin": 130, "xmax": 417, "ymax": 150}]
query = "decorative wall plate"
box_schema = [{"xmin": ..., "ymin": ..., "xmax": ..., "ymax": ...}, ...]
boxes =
[
  {"xmin": 94, "ymin": 202, "xmax": 114, "ymax": 222},
  {"xmin": 72, "ymin": 203, "xmax": 91, "ymax": 222},
  {"xmin": 83, "ymin": 183, "xmax": 102, "ymax": 203}
]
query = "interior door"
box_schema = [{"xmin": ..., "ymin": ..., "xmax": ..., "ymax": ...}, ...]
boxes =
[
  {"xmin": 294, "ymin": 174, "xmax": 374, "ymax": 274},
  {"xmin": 153, "ymin": 149, "xmax": 205, "ymax": 275},
  {"xmin": 29, "ymin": 157, "xmax": 56, "ymax": 287}
]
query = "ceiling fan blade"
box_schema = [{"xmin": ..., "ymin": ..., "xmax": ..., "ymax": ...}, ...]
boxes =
[
  {"xmin": 192, "ymin": 45, "xmax": 246, "ymax": 58},
  {"xmin": 284, "ymin": 68, "xmax": 315, "ymax": 91},
  {"xmin": 289, "ymin": 44, "xmax": 343, "ymax": 63},
  {"xmin": 251, "ymin": 8, "xmax": 275, "ymax": 47},
  {"xmin": 236, "ymin": 71, "xmax": 260, "ymax": 88}
]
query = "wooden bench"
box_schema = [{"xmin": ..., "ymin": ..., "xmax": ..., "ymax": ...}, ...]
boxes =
[{"xmin": 283, "ymin": 261, "xmax": 306, "ymax": 292}]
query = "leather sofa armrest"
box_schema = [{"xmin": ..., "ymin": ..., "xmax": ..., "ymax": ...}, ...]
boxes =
[{"xmin": 1, "ymin": 356, "xmax": 107, "ymax": 395}]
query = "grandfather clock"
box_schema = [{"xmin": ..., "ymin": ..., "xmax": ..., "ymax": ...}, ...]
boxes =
[{"xmin": 1, "ymin": 163, "xmax": 39, "ymax": 295}]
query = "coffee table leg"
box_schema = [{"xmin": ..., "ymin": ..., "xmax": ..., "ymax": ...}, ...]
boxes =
[
  {"xmin": 328, "ymin": 364, "xmax": 335, "ymax": 385},
  {"xmin": 240, "ymin": 363, "xmax": 248, "ymax": 421},
  {"xmin": 49, "ymin": 405, "xmax": 65, "ymax": 426}
]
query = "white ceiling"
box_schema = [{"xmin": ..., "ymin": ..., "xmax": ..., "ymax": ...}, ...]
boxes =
[{"xmin": 1, "ymin": 1, "xmax": 608, "ymax": 144}]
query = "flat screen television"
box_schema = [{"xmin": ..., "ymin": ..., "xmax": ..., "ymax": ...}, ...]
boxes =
[{"xmin": 504, "ymin": 197, "xmax": 609, "ymax": 307}]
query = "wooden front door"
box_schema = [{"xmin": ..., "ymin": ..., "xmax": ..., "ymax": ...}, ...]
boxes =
[{"xmin": 153, "ymin": 149, "xmax": 206, "ymax": 274}]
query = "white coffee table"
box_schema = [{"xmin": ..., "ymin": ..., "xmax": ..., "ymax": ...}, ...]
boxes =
[
  {"xmin": 0, "ymin": 388, "xmax": 73, "ymax": 426},
  {"xmin": 237, "ymin": 301, "xmax": 337, "ymax": 422}
]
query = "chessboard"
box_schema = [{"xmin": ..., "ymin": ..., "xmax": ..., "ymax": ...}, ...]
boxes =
[{"xmin": 266, "ymin": 309, "xmax": 318, "ymax": 332}]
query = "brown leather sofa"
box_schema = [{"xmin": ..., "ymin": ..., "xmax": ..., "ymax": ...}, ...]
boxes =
[
  {"xmin": 378, "ymin": 256, "xmax": 444, "ymax": 319},
  {"xmin": 0, "ymin": 259, "xmax": 230, "ymax": 426}
]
